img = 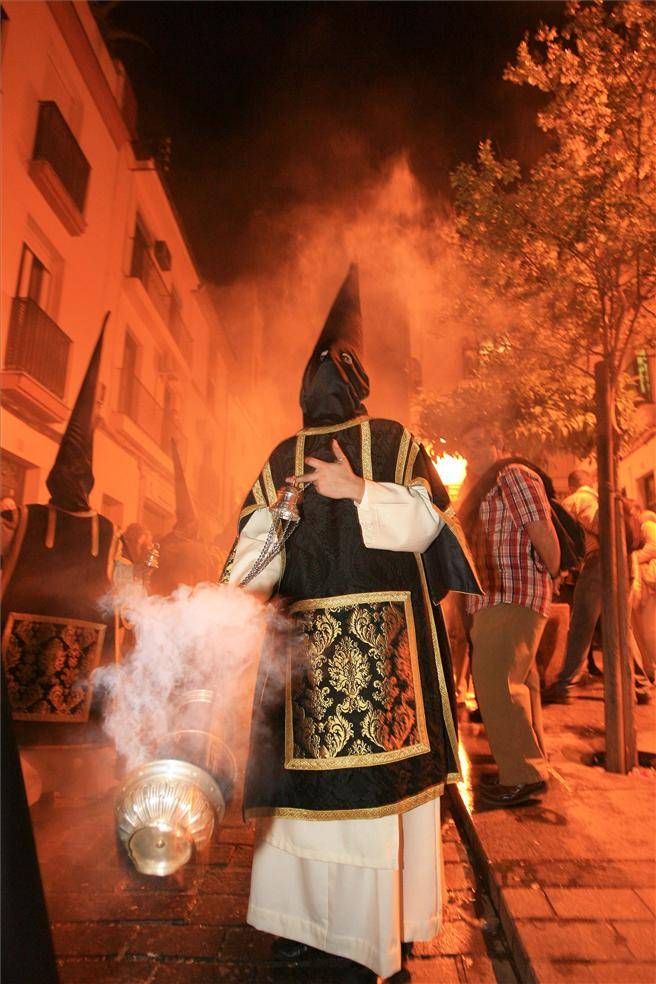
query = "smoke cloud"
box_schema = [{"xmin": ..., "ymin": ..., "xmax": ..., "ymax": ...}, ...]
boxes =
[
  {"xmin": 94, "ymin": 583, "xmax": 270, "ymax": 773},
  {"xmin": 211, "ymin": 156, "xmax": 473, "ymax": 447}
]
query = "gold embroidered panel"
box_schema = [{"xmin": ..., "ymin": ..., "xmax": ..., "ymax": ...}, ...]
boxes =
[
  {"xmin": 2, "ymin": 613, "xmax": 106, "ymax": 723},
  {"xmin": 285, "ymin": 591, "xmax": 430, "ymax": 770}
]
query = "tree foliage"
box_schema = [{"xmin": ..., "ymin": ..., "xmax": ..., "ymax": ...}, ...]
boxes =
[{"xmin": 422, "ymin": 1, "xmax": 656, "ymax": 458}]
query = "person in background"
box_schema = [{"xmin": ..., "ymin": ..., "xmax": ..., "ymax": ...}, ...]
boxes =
[
  {"xmin": 458, "ymin": 425, "xmax": 560, "ymax": 807},
  {"xmin": 543, "ymin": 477, "xmax": 651, "ymax": 705},
  {"xmin": 119, "ymin": 523, "xmax": 154, "ymax": 583},
  {"xmin": 149, "ymin": 441, "xmax": 219, "ymax": 595},
  {"xmin": 1, "ymin": 323, "xmax": 120, "ymax": 742},
  {"xmin": 630, "ymin": 509, "xmax": 656, "ymax": 685}
]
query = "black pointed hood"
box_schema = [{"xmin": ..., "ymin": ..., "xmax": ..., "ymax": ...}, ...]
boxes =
[
  {"xmin": 46, "ymin": 315, "xmax": 107, "ymax": 512},
  {"xmin": 171, "ymin": 439, "xmax": 198, "ymax": 538},
  {"xmin": 300, "ymin": 263, "xmax": 370, "ymax": 427}
]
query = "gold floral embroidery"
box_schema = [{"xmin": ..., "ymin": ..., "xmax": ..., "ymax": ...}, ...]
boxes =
[
  {"xmin": 2, "ymin": 613, "xmax": 106, "ymax": 723},
  {"xmin": 285, "ymin": 591, "xmax": 430, "ymax": 770},
  {"xmin": 329, "ymin": 637, "xmax": 371, "ymax": 713}
]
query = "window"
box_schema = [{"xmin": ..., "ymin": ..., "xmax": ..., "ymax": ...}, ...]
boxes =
[
  {"xmin": 130, "ymin": 217, "xmax": 150, "ymax": 280},
  {"xmin": 129, "ymin": 216, "xmax": 171, "ymax": 324},
  {"xmin": 32, "ymin": 101, "xmax": 89, "ymax": 212},
  {"xmin": 101, "ymin": 494, "xmax": 124, "ymax": 528},
  {"xmin": 639, "ymin": 471, "xmax": 655, "ymax": 512},
  {"xmin": 0, "ymin": 450, "xmax": 31, "ymax": 507},
  {"xmin": 119, "ymin": 331, "xmax": 139, "ymax": 417},
  {"xmin": 5, "ymin": 243, "xmax": 69, "ymax": 398},
  {"xmin": 15, "ymin": 244, "xmax": 51, "ymax": 309}
]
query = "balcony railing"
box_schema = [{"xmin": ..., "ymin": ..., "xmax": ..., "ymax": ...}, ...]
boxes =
[
  {"xmin": 32, "ymin": 102, "xmax": 90, "ymax": 214},
  {"xmin": 118, "ymin": 370, "xmax": 165, "ymax": 448},
  {"xmin": 130, "ymin": 236, "xmax": 172, "ymax": 325},
  {"xmin": 169, "ymin": 300, "xmax": 193, "ymax": 366},
  {"xmin": 4, "ymin": 297, "xmax": 71, "ymax": 399},
  {"xmin": 117, "ymin": 370, "xmax": 188, "ymax": 462}
]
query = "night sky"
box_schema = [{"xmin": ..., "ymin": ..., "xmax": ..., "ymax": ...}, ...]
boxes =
[{"xmin": 105, "ymin": 1, "xmax": 565, "ymax": 284}]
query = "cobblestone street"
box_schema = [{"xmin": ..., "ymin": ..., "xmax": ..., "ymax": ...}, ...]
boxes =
[{"xmin": 31, "ymin": 770, "xmax": 517, "ymax": 983}]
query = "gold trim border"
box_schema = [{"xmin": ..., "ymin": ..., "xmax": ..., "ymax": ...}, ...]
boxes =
[
  {"xmin": 414, "ymin": 554, "xmax": 463, "ymax": 781},
  {"xmin": 360, "ymin": 419, "xmax": 373, "ymax": 480},
  {"xmin": 261, "ymin": 462, "xmax": 276, "ymax": 506},
  {"xmin": 238, "ymin": 503, "xmax": 263, "ymax": 524},
  {"xmin": 252, "ymin": 479, "xmax": 266, "ymax": 507},
  {"xmin": 395, "ymin": 428, "xmax": 411, "ymax": 484},
  {"xmin": 285, "ymin": 590, "xmax": 430, "ymax": 771},
  {"xmin": 245, "ymin": 780, "xmax": 446, "ymax": 821},
  {"xmin": 404, "ymin": 440, "xmax": 420, "ymax": 485},
  {"xmin": 295, "ymin": 433, "xmax": 306, "ymax": 477},
  {"xmin": 298, "ymin": 414, "xmax": 369, "ymax": 437}
]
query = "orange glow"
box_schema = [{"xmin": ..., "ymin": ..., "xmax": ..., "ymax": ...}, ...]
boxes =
[
  {"xmin": 457, "ymin": 738, "xmax": 474, "ymax": 814},
  {"xmin": 433, "ymin": 453, "xmax": 468, "ymax": 498}
]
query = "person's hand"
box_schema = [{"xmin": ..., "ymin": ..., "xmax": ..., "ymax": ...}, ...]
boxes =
[{"xmin": 293, "ymin": 439, "xmax": 365, "ymax": 502}]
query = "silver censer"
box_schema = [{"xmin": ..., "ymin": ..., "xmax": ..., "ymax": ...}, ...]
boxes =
[{"xmin": 115, "ymin": 689, "xmax": 237, "ymax": 876}]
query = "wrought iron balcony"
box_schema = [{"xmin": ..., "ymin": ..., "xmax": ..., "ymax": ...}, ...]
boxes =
[
  {"xmin": 130, "ymin": 237, "xmax": 172, "ymax": 326},
  {"xmin": 4, "ymin": 297, "xmax": 71, "ymax": 399},
  {"xmin": 118, "ymin": 370, "xmax": 165, "ymax": 448},
  {"xmin": 168, "ymin": 299, "xmax": 193, "ymax": 366},
  {"xmin": 29, "ymin": 102, "xmax": 90, "ymax": 234}
]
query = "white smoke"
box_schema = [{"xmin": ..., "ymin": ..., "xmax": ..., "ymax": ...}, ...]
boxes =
[{"xmin": 94, "ymin": 583, "xmax": 270, "ymax": 772}]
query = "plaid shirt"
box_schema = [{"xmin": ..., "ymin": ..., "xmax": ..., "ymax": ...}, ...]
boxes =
[{"xmin": 466, "ymin": 464, "xmax": 553, "ymax": 617}]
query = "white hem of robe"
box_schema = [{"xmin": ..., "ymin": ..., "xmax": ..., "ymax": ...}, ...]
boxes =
[{"xmin": 247, "ymin": 797, "xmax": 444, "ymax": 980}]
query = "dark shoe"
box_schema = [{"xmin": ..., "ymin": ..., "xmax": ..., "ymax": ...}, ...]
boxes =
[
  {"xmin": 636, "ymin": 691, "xmax": 652, "ymax": 705},
  {"xmin": 271, "ymin": 937, "xmax": 310, "ymax": 960},
  {"xmin": 342, "ymin": 963, "xmax": 379, "ymax": 983},
  {"xmin": 479, "ymin": 780, "xmax": 547, "ymax": 807},
  {"xmin": 541, "ymin": 685, "xmax": 571, "ymax": 706},
  {"xmin": 401, "ymin": 941, "xmax": 413, "ymax": 957}
]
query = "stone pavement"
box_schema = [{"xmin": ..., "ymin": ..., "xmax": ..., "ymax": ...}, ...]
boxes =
[
  {"xmin": 29, "ymin": 755, "xmax": 517, "ymax": 983},
  {"xmin": 451, "ymin": 676, "xmax": 656, "ymax": 984}
]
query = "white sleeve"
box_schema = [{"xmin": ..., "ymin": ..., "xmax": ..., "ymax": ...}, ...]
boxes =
[
  {"xmin": 355, "ymin": 480, "xmax": 444, "ymax": 553},
  {"xmin": 228, "ymin": 508, "xmax": 282, "ymax": 600}
]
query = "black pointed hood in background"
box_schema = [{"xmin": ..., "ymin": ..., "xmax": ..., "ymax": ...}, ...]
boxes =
[
  {"xmin": 300, "ymin": 263, "xmax": 370, "ymax": 427},
  {"xmin": 171, "ymin": 439, "xmax": 198, "ymax": 538},
  {"xmin": 46, "ymin": 315, "xmax": 107, "ymax": 513}
]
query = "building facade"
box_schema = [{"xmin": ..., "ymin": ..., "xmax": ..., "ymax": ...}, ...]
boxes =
[{"xmin": 1, "ymin": 0, "xmax": 264, "ymax": 550}]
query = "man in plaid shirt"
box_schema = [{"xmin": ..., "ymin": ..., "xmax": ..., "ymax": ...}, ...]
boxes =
[{"xmin": 459, "ymin": 425, "xmax": 561, "ymax": 807}]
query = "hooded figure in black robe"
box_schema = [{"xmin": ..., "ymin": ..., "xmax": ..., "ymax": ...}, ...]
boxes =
[
  {"xmin": 149, "ymin": 440, "xmax": 219, "ymax": 596},
  {"xmin": 1, "ymin": 317, "xmax": 119, "ymax": 743},
  {"xmin": 226, "ymin": 264, "xmax": 480, "ymax": 820}
]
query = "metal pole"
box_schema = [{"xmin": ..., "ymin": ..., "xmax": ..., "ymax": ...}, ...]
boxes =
[{"xmin": 594, "ymin": 360, "xmax": 627, "ymax": 773}]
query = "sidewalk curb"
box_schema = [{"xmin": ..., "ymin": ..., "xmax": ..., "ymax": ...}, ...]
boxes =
[{"xmin": 447, "ymin": 784, "xmax": 537, "ymax": 984}]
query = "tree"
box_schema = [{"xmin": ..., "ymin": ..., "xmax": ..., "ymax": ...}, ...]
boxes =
[{"xmin": 421, "ymin": 0, "xmax": 656, "ymax": 458}]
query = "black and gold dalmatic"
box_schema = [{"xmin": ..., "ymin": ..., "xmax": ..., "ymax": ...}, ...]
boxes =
[{"xmin": 232, "ymin": 414, "xmax": 479, "ymax": 821}]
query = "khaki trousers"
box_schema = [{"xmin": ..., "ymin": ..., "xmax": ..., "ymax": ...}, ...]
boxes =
[{"xmin": 471, "ymin": 603, "xmax": 549, "ymax": 786}]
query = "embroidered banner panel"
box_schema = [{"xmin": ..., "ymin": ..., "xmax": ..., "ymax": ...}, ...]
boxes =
[
  {"xmin": 285, "ymin": 591, "xmax": 430, "ymax": 770},
  {"xmin": 2, "ymin": 613, "xmax": 106, "ymax": 723}
]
